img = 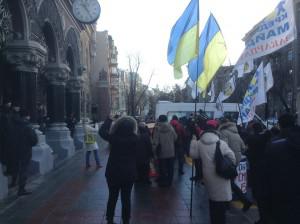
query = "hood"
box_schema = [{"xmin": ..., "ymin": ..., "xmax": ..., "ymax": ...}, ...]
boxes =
[
  {"xmin": 219, "ymin": 122, "xmax": 238, "ymax": 134},
  {"xmin": 200, "ymin": 132, "xmax": 219, "ymax": 145},
  {"xmin": 158, "ymin": 122, "xmax": 173, "ymax": 133},
  {"xmin": 287, "ymin": 126, "xmax": 300, "ymax": 150}
]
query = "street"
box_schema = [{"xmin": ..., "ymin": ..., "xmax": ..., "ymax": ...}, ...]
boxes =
[{"xmin": 0, "ymin": 149, "xmax": 258, "ymax": 224}]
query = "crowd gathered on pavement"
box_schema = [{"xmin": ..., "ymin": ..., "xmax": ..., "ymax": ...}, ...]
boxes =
[
  {"xmin": 1, "ymin": 99, "xmax": 300, "ymax": 224},
  {"xmin": 98, "ymin": 112, "xmax": 300, "ymax": 224}
]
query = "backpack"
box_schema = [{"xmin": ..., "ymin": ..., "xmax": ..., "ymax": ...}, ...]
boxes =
[{"xmin": 214, "ymin": 141, "xmax": 237, "ymax": 179}]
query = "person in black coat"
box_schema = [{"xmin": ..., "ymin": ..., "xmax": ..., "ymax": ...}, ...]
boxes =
[
  {"xmin": 264, "ymin": 114, "xmax": 300, "ymax": 224},
  {"xmin": 0, "ymin": 101, "xmax": 12, "ymax": 169},
  {"xmin": 245, "ymin": 122, "xmax": 271, "ymax": 224},
  {"xmin": 14, "ymin": 109, "xmax": 38, "ymax": 196},
  {"xmin": 135, "ymin": 122, "xmax": 153, "ymax": 185},
  {"xmin": 99, "ymin": 116, "xmax": 138, "ymax": 224}
]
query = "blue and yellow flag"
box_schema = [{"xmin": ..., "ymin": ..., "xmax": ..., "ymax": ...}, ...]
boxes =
[
  {"xmin": 188, "ymin": 14, "xmax": 227, "ymax": 91},
  {"xmin": 167, "ymin": 0, "xmax": 199, "ymax": 79}
]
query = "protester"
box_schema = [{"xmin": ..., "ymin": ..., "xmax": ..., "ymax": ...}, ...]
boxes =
[
  {"xmin": 190, "ymin": 121, "xmax": 236, "ymax": 224},
  {"xmin": 136, "ymin": 122, "xmax": 153, "ymax": 185},
  {"xmin": 264, "ymin": 114, "xmax": 300, "ymax": 224},
  {"xmin": 186, "ymin": 119, "xmax": 203, "ymax": 182},
  {"xmin": 13, "ymin": 109, "xmax": 38, "ymax": 196},
  {"xmin": 218, "ymin": 119, "xmax": 252, "ymax": 211},
  {"xmin": 99, "ymin": 116, "xmax": 139, "ymax": 224},
  {"xmin": 218, "ymin": 119, "xmax": 246, "ymax": 164},
  {"xmin": 66, "ymin": 113, "xmax": 77, "ymax": 138},
  {"xmin": 0, "ymin": 100, "xmax": 12, "ymax": 170},
  {"xmin": 152, "ymin": 114, "xmax": 177, "ymax": 187},
  {"xmin": 170, "ymin": 115, "xmax": 186, "ymax": 175},
  {"xmin": 84, "ymin": 123, "xmax": 102, "ymax": 169},
  {"xmin": 6, "ymin": 104, "xmax": 22, "ymax": 188},
  {"xmin": 245, "ymin": 122, "xmax": 272, "ymax": 224}
]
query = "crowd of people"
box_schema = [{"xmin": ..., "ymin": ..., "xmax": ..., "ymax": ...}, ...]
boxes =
[
  {"xmin": 1, "ymin": 98, "xmax": 299, "ymax": 224},
  {"xmin": 98, "ymin": 112, "xmax": 300, "ymax": 224}
]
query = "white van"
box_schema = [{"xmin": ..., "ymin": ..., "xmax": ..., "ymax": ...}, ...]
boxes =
[{"xmin": 155, "ymin": 101, "xmax": 240, "ymax": 121}]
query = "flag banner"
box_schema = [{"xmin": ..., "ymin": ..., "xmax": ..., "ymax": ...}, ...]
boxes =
[
  {"xmin": 188, "ymin": 13, "xmax": 214, "ymax": 82},
  {"xmin": 217, "ymin": 74, "xmax": 236, "ymax": 102},
  {"xmin": 208, "ymin": 81, "xmax": 215, "ymax": 102},
  {"xmin": 255, "ymin": 62, "xmax": 267, "ymax": 106},
  {"xmin": 188, "ymin": 14, "xmax": 227, "ymax": 92},
  {"xmin": 237, "ymin": 0, "xmax": 296, "ymax": 65},
  {"xmin": 264, "ymin": 62, "xmax": 274, "ymax": 91},
  {"xmin": 238, "ymin": 62, "xmax": 265, "ymax": 123},
  {"xmin": 235, "ymin": 59, "xmax": 254, "ymax": 78},
  {"xmin": 167, "ymin": 0, "xmax": 199, "ymax": 79},
  {"xmin": 186, "ymin": 77, "xmax": 199, "ymax": 99}
]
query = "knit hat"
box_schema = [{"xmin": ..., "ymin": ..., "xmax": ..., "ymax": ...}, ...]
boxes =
[{"xmin": 206, "ymin": 119, "xmax": 219, "ymax": 129}]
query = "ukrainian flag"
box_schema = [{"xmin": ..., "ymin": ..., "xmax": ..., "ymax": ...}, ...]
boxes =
[
  {"xmin": 167, "ymin": 0, "xmax": 199, "ymax": 79},
  {"xmin": 188, "ymin": 14, "xmax": 227, "ymax": 91}
]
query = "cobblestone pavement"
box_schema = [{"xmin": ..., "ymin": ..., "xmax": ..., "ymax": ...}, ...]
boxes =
[{"xmin": 0, "ymin": 149, "xmax": 259, "ymax": 224}]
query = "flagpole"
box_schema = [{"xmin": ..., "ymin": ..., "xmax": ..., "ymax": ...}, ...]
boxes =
[
  {"xmin": 231, "ymin": 74, "xmax": 244, "ymax": 126},
  {"xmin": 190, "ymin": 83, "xmax": 197, "ymax": 218},
  {"xmin": 189, "ymin": 1, "xmax": 200, "ymax": 218}
]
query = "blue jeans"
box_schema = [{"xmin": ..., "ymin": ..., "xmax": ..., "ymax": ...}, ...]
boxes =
[{"xmin": 85, "ymin": 150, "xmax": 100, "ymax": 166}]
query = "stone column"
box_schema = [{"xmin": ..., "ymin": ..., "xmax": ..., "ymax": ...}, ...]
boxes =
[
  {"xmin": 66, "ymin": 77, "xmax": 84, "ymax": 150},
  {"xmin": 44, "ymin": 63, "xmax": 75, "ymax": 163},
  {"xmin": 2, "ymin": 40, "xmax": 54, "ymax": 179}
]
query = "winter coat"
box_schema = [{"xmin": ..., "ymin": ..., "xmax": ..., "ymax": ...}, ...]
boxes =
[
  {"xmin": 170, "ymin": 119, "xmax": 186, "ymax": 147},
  {"xmin": 15, "ymin": 117, "xmax": 38, "ymax": 162},
  {"xmin": 190, "ymin": 131, "xmax": 236, "ymax": 202},
  {"xmin": 103, "ymin": 117, "xmax": 139, "ymax": 185},
  {"xmin": 264, "ymin": 126, "xmax": 300, "ymax": 224},
  {"xmin": 84, "ymin": 125, "xmax": 99, "ymax": 151},
  {"xmin": 136, "ymin": 126, "xmax": 153, "ymax": 165},
  {"xmin": 0, "ymin": 108, "xmax": 12, "ymax": 165},
  {"xmin": 245, "ymin": 131, "xmax": 271, "ymax": 198},
  {"xmin": 219, "ymin": 122, "xmax": 246, "ymax": 164},
  {"xmin": 152, "ymin": 122, "xmax": 177, "ymax": 159}
]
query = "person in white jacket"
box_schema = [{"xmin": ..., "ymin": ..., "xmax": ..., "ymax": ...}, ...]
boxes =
[
  {"xmin": 190, "ymin": 123, "xmax": 236, "ymax": 224},
  {"xmin": 84, "ymin": 124, "xmax": 102, "ymax": 169}
]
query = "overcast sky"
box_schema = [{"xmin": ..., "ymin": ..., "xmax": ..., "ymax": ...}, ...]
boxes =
[{"xmin": 96, "ymin": 0, "xmax": 277, "ymax": 88}]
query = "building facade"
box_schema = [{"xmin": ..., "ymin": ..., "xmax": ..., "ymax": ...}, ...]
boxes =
[
  {"xmin": 91, "ymin": 31, "xmax": 120, "ymax": 121},
  {"xmin": 0, "ymin": 0, "xmax": 97, "ymax": 198}
]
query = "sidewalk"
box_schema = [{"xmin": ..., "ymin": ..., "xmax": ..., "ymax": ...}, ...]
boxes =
[{"xmin": 0, "ymin": 148, "xmax": 259, "ymax": 224}]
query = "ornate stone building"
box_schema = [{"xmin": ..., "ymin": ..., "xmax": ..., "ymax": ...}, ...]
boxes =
[{"xmin": 0, "ymin": 0, "xmax": 96, "ymax": 198}]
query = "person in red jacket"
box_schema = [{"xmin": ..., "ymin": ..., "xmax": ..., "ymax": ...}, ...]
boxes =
[{"xmin": 170, "ymin": 115, "xmax": 186, "ymax": 175}]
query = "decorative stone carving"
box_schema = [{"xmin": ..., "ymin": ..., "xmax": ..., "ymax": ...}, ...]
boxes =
[
  {"xmin": 0, "ymin": 0, "xmax": 12, "ymax": 49},
  {"xmin": 67, "ymin": 77, "xmax": 84, "ymax": 92},
  {"xmin": 23, "ymin": 0, "xmax": 38, "ymax": 21},
  {"xmin": 44, "ymin": 63, "xmax": 70, "ymax": 85},
  {"xmin": 2, "ymin": 40, "xmax": 46, "ymax": 72},
  {"xmin": 38, "ymin": 0, "xmax": 64, "ymax": 56},
  {"xmin": 64, "ymin": 28, "xmax": 81, "ymax": 76}
]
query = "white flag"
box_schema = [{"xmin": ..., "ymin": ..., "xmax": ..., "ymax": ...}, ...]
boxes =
[
  {"xmin": 187, "ymin": 78, "xmax": 199, "ymax": 99},
  {"xmin": 254, "ymin": 62, "xmax": 267, "ymax": 106},
  {"xmin": 238, "ymin": 62, "xmax": 265, "ymax": 124},
  {"xmin": 264, "ymin": 62, "xmax": 274, "ymax": 92},
  {"xmin": 217, "ymin": 74, "xmax": 236, "ymax": 102},
  {"xmin": 208, "ymin": 81, "xmax": 215, "ymax": 103},
  {"xmin": 235, "ymin": 59, "xmax": 254, "ymax": 78}
]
